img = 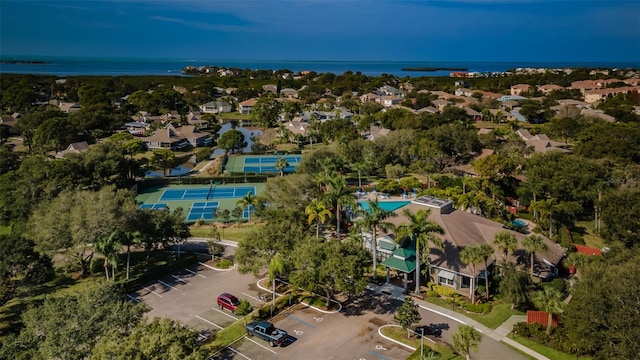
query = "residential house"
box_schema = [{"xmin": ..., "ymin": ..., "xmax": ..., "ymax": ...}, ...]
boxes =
[
  {"xmin": 141, "ymin": 124, "xmax": 211, "ymax": 150},
  {"xmin": 537, "ymin": 84, "xmax": 564, "ymax": 94},
  {"xmin": 238, "ymin": 98, "xmax": 258, "ymax": 114},
  {"xmin": 360, "ymin": 92, "xmax": 381, "ymax": 103},
  {"xmin": 510, "ymin": 84, "xmax": 531, "ymax": 96},
  {"xmin": 583, "ymin": 86, "xmax": 640, "ymax": 103},
  {"xmin": 498, "ymin": 95, "xmax": 527, "ymax": 103},
  {"xmin": 199, "ymin": 100, "xmax": 232, "ymax": 114},
  {"xmin": 377, "ymin": 196, "xmax": 566, "ymax": 297},
  {"xmin": 380, "ymin": 95, "xmax": 403, "ymax": 108},
  {"xmin": 516, "ymin": 129, "xmax": 570, "ymax": 154},
  {"xmin": 580, "ymin": 109, "xmax": 616, "ymax": 122},
  {"xmin": 123, "ymin": 121, "xmax": 150, "ymax": 135},
  {"xmin": 379, "ymin": 85, "xmax": 405, "ymax": 98},
  {"xmin": 455, "ymin": 88, "xmax": 475, "ymax": 97},
  {"xmin": 58, "ymin": 101, "xmax": 82, "ymax": 113},
  {"xmin": 55, "ymin": 141, "xmax": 90, "ymax": 158},
  {"xmin": 364, "ymin": 126, "xmax": 391, "ymax": 141},
  {"xmin": 432, "ymin": 99, "xmax": 450, "ymax": 111},
  {"xmin": 262, "ymin": 84, "xmax": 278, "ymax": 94},
  {"xmin": 280, "ymin": 88, "xmax": 299, "ymax": 98},
  {"xmin": 186, "ymin": 111, "xmax": 210, "ymax": 129},
  {"xmin": 459, "ymin": 106, "xmax": 483, "ymax": 121}
]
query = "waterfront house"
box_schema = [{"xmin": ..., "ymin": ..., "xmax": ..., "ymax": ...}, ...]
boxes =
[{"xmin": 239, "ymin": 98, "xmax": 258, "ymax": 114}]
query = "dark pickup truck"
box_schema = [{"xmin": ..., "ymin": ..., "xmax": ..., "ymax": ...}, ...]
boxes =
[{"xmin": 246, "ymin": 320, "xmax": 288, "ymax": 347}]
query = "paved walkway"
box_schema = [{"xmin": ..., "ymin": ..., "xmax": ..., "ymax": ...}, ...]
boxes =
[{"xmin": 367, "ymin": 283, "xmax": 550, "ymax": 360}]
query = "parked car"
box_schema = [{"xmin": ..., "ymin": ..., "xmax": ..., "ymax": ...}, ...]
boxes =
[
  {"xmin": 217, "ymin": 293, "xmax": 241, "ymax": 313},
  {"xmin": 246, "ymin": 320, "xmax": 288, "ymax": 347}
]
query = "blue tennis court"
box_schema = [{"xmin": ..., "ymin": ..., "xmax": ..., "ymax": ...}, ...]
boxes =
[
  {"xmin": 243, "ymin": 165, "xmax": 297, "ymax": 173},
  {"xmin": 187, "ymin": 201, "xmax": 219, "ymax": 221},
  {"xmin": 244, "ymin": 155, "xmax": 302, "ymax": 164},
  {"xmin": 160, "ymin": 186, "xmax": 256, "ymax": 201},
  {"xmin": 140, "ymin": 203, "xmax": 168, "ymax": 210}
]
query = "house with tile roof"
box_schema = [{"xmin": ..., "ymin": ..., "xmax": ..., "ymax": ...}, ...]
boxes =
[
  {"xmin": 510, "ymin": 84, "xmax": 531, "ymax": 96},
  {"xmin": 537, "ymin": 84, "xmax": 564, "ymax": 94},
  {"xmin": 238, "ymin": 98, "xmax": 258, "ymax": 114},
  {"xmin": 370, "ymin": 196, "xmax": 567, "ymax": 298},
  {"xmin": 516, "ymin": 129, "xmax": 570, "ymax": 154}
]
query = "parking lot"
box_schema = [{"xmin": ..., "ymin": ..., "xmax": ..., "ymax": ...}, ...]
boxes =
[{"xmin": 131, "ymin": 245, "xmax": 529, "ymax": 360}]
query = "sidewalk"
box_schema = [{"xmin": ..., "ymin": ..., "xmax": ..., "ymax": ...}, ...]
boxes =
[{"xmin": 367, "ymin": 283, "xmax": 550, "ymax": 360}]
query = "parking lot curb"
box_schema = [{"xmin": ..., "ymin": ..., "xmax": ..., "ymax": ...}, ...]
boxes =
[
  {"xmin": 377, "ymin": 325, "xmax": 417, "ymax": 351},
  {"xmin": 257, "ymin": 278, "xmax": 342, "ymax": 314}
]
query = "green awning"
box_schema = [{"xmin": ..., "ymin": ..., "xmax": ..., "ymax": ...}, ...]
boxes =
[{"xmin": 381, "ymin": 247, "xmax": 416, "ymax": 273}]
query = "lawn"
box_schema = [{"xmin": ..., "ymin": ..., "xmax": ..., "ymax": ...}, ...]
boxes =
[
  {"xmin": 573, "ymin": 220, "xmax": 606, "ymax": 249},
  {"xmin": 189, "ymin": 223, "xmax": 265, "ymax": 242},
  {"xmin": 422, "ymin": 297, "xmax": 523, "ymax": 329},
  {"xmin": 513, "ymin": 336, "xmax": 591, "ymax": 360}
]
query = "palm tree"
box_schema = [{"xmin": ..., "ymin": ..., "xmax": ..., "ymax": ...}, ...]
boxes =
[
  {"xmin": 522, "ymin": 234, "xmax": 548, "ymax": 277},
  {"xmin": 532, "ymin": 287, "xmax": 565, "ymax": 335},
  {"xmin": 493, "ymin": 231, "xmax": 517, "ymax": 262},
  {"xmin": 498, "ymin": 261, "xmax": 530, "ymax": 309},
  {"xmin": 452, "ymin": 324, "xmax": 482, "ymax": 360},
  {"xmin": 305, "ymin": 198, "xmax": 332, "ymax": 239},
  {"xmin": 396, "ymin": 209, "xmax": 444, "ymax": 295},
  {"xmin": 121, "ymin": 230, "xmax": 142, "ymax": 280},
  {"xmin": 274, "ymin": 157, "xmax": 289, "ymax": 177},
  {"xmin": 459, "ymin": 246, "xmax": 484, "ymax": 304},
  {"xmin": 268, "ymin": 253, "xmax": 287, "ymax": 313},
  {"xmin": 354, "ymin": 199, "xmax": 397, "ymax": 280},
  {"xmin": 323, "ymin": 175, "xmax": 356, "ymax": 238},
  {"xmin": 236, "ymin": 191, "xmax": 256, "ymax": 224},
  {"xmin": 478, "ymin": 244, "xmax": 494, "ymax": 300},
  {"xmin": 95, "ymin": 231, "xmax": 122, "ymax": 281}
]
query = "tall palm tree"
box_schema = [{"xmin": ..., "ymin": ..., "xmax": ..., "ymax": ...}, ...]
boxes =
[
  {"xmin": 323, "ymin": 175, "xmax": 356, "ymax": 238},
  {"xmin": 396, "ymin": 209, "xmax": 444, "ymax": 295},
  {"xmin": 305, "ymin": 198, "xmax": 332, "ymax": 239},
  {"xmin": 478, "ymin": 244, "xmax": 494, "ymax": 300},
  {"xmin": 522, "ymin": 234, "xmax": 548, "ymax": 277},
  {"xmin": 493, "ymin": 231, "xmax": 517, "ymax": 262},
  {"xmin": 95, "ymin": 231, "xmax": 122, "ymax": 281},
  {"xmin": 268, "ymin": 253, "xmax": 287, "ymax": 313},
  {"xmin": 121, "ymin": 230, "xmax": 143, "ymax": 280},
  {"xmin": 274, "ymin": 157, "xmax": 289, "ymax": 177},
  {"xmin": 236, "ymin": 191, "xmax": 256, "ymax": 224},
  {"xmin": 499, "ymin": 261, "xmax": 531, "ymax": 309},
  {"xmin": 532, "ymin": 287, "xmax": 565, "ymax": 335},
  {"xmin": 459, "ymin": 246, "xmax": 484, "ymax": 304},
  {"xmin": 353, "ymin": 199, "xmax": 397, "ymax": 280}
]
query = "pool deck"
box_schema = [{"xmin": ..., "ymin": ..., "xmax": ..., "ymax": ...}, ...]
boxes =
[{"xmin": 356, "ymin": 191, "xmax": 417, "ymax": 202}]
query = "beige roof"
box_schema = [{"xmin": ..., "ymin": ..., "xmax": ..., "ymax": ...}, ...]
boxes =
[{"xmin": 239, "ymin": 98, "xmax": 258, "ymax": 107}]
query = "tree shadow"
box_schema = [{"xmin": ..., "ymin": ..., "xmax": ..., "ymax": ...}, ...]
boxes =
[
  {"xmin": 416, "ymin": 322, "xmax": 450, "ymax": 338},
  {"xmin": 341, "ymin": 290, "xmax": 402, "ymax": 317}
]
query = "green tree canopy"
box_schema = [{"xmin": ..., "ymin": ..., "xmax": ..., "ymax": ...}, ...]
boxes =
[{"xmin": 217, "ymin": 129, "xmax": 247, "ymax": 154}]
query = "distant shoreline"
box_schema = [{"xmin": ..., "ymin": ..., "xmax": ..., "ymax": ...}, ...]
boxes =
[
  {"xmin": 401, "ymin": 67, "xmax": 468, "ymax": 72},
  {"xmin": 0, "ymin": 60, "xmax": 50, "ymax": 65}
]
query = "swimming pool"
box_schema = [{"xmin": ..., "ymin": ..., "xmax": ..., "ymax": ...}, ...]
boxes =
[
  {"xmin": 511, "ymin": 219, "xmax": 527, "ymax": 227},
  {"xmin": 358, "ymin": 201, "xmax": 411, "ymax": 212}
]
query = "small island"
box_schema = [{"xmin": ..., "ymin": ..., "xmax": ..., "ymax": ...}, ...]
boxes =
[
  {"xmin": 401, "ymin": 66, "xmax": 468, "ymax": 72},
  {"xmin": 0, "ymin": 60, "xmax": 50, "ymax": 65}
]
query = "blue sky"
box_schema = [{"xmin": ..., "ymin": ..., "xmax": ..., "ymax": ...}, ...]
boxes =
[{"xmin": 1, "ymin": 0, "xmax": 639, "ymax": 62}]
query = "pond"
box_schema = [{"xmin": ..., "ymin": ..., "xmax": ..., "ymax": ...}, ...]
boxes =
[{"xmin": 145, "ymin": 162, "xmax": 195, "ymax": 178}]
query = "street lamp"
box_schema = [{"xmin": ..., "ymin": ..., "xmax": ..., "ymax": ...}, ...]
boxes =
[{"xmin": 420, "ymin": 327, "xmax": 424, "ymax": 359}]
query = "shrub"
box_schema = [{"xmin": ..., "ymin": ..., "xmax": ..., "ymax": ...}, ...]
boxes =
[
  {"xmin": 426, "ymin": 290, "xmax": 439, "ymax": 298},
  {"xmin": 432, "ymin": 285, "xmax": 458, "ymax": 298},
  {"xmin": 513, "ymin": 322, "xmax": 530, "ymax": 337},
  {"xmin": 216, "ymin": 258, "xmax": 233, "ymax": 269},
  {"xmin": 461, "ymin": 301, "xmax": 492, "ymax": 314}
]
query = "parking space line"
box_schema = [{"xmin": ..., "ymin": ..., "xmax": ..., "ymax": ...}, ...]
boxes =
[
  {"xmin": 198, "ymin": 261, "xmax": 216, "ymax": 270},
  {"xmin": 126, "ymin": 294, "xmax": 140, "ymax": 302},
  {"xmin": 244, "ymin": 336, "xmax": 278, "ymax": 354},
  {"xmin": 368, "ymin": 350, "xmax": 390, "ymax": 360},
  {"xmin": 241, "ymin": 292, "xmax": 262, "ymax": 303},
  {"xmin": 228, "ymin": 346, "xmax": 253, "ymax": 360},
  {"xmin": 157, "ymin": 280, "xmax": 179, "ymax": 291},
  {"xmin": 185, "ymin": 268, "xmax": 206, "ymax": 278},
  {"xmin": 143, "ymin": 286, "xmax": 163, "ymax": 297},
  {"xmin": 212, "ymin": 307, "xmax": 239, "ymax": 320},
  {"xmin": 283, "ymin": 313, "xmax": 316, "ymax": 328},
  {"xmin": 171, "ymin": 274, "xmax": 190, "ymax": 284},
  {"xmin": 195, "ymin": 315, "xmax": 223, "ymax": 329}
]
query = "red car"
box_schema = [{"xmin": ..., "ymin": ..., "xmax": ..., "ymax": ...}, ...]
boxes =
[{"xmin": 217, "ymin": 293, "xmax": 241, "ymax": 313}]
